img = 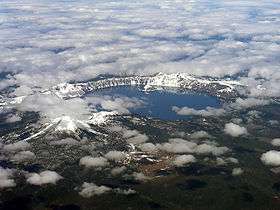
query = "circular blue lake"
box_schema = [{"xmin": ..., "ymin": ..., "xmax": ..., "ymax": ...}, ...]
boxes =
[{"xmin": 88, "ymin": 86, "xmax": 221, "ymax": 120}]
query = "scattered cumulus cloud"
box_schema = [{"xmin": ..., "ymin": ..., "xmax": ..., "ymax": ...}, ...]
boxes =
[
  {"xmin": 173, "ymin": 155, "xmax": 196, "ymax": 167},
  {"xmin": 195, "ymin": 144, "xmax": 229, "ymax": 156},
  {"xmin": 229, "ymin": 98, "xmax": 270, "ymax": 110},
  {"xmin": 0, "ymin": 167, "xmax": 16, "ymax": 189},
  {"xmin": 138, "ymin": 143, "xmax": 157, "ymax": 153},
  {"xmin": 232, "ymin": 168, "xmax": 243, "ymax": 176},
  {"xmin": 158, "ymin": 138, "xmax": 197, "ymax": 154},
  {"xmin": 114, "ymin": 188, "xmax": 136, "ymax": 195},
  {"xmin": 190, "ymin": 131, "xmax": 210, "ymax": 139},
  {"xmin": 26, "ymin": 170, "xmax": 62, "ymax": 185},
  {"xmin": 11, "ymin": 151, "xmax": 35, "ymax": 162},
  {"xmin": 172, "ymin": 106, "xmax": 225, "ymax": 117},
  {"xmin": 111, "ymin": 166, "xmax": 126, "ymax": 176},
  {"xmin": 113, "ymin": 128, "xmax": 149, "ymax": 145},
  {"xmin": 216, "ymin": 157, "xmax": 227, "ymax": 166},
  {"xmin": 86, "ymin": 96, "xmax": 145, "ymax": 114},
  {"xmin": 104, "ymin": 151, "xmax": 127, "ymax": 162},
  {"xmin": 261, "ymin": 151, "xmax": 280, "ymax": 166},
  {"xmin": 126, "ymin": 134, "xmax": 149, "ymax": 145},
  {"xmin": 271, "ymin": 138, "xmax": 280, "ymax": 147},
  {"xmin": 156, "ymin": 138, "xmax": 229, "ymax": 156},
  {"xmin": 79, "ymin": 182, "xmax": 111, "ymax": 198},
  {"xmin": 122, "ymin": 129, "xmax": 141, "ymax": 138},
  {"xmin": 3, "ymin": 141, "xmax": 30, "ymax": 153},
  {"xmin": 79, "ymin": 156, "xmax": 109, "ymax": 168},
  {"xmin": 224, "ymin": 123, "xmax": 248, "ymax": 137},
  {"xmin": 227, "ymin": 157, "xmax": 239, "ymax": 164},
  {"xmin": 216, "ymin": 157, "xmax": 239, "ymax": 165},
  {"xmin": 132, "ymin": 172, "xmax": 150, "ymax": 181}
]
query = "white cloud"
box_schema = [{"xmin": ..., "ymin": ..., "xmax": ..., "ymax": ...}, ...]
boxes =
[
  {"xmin": 190, "ymin": 131, "xmax": 210, "ymax": 139},
  {"xmin": 3, "ymin": 141, "xmax": 30, "ymax": 153},
  {"xmin": 86, "ymin": 96, "xmax": 145, "ymax": 114},
  {"xmin": 17, "ymin": 94, "xmax": 91, "ymax": 123},
  {"xmin": 195, "ymin": 144, "xmax": 229, "ymax": 156},
  {"xmin": 0, "ymin": 167, "xmax": 16, "ymax": 189},
  {"xmin": 122, "ymin": 129, "xmax": 140, "ymax": 138},
  {"xmin": 118, "ymin": 129, "xmax": 149, "ymax": 145},
  {"xmin": 5, "ymin": 114, "xmax": 21, "ymax": 123},
  {"xmin": 157, "ymin": 138, "xmax": 197, "ymax": 154},
  {"xmin": 79, "ymin": 182, "xmax": 111, "ymax": 198},
  {"xmin": 226, "ymin": 157, "xmax": 239, "ymax": 164},
  {"xmin": 216, "ymin": 157, "xmax": 226, "ymax": 166},
  {"xmin": 12, "ymin": 85, "xmax": 33, "ymax": 97},
  {"xmin": 0, "ymin": 0, "xmax": 279, "ymax": 101},
  {"xmin": 79, "ymin": 156, "xmax": 109, "ymax": 168},
  {"xmin": 26, "ymin": 170, "xmax": 62, "ymax": 185},
  {"xmin": 156, "ymin": 138, "xmax": 229, "ymax": 156},
  {"xmin": 216, "ymin": 157, "xmax": 239, "ymax": 165},
  {"xmin": 126, "ymin": 134, "xmax": 149, "ymax": 145},
  {"xmin": 173, "ymin": 155, "xmax": 196, "ymax": 167},
  {"xmin": 231, "ymin": 118, "xmax": 243, "ymax": 124},
  {"xmin": 138, "ymin": 143, "xmax": 157, "ymax": 153},
  {"xmin": 269, "ymin": 120, "xmax": 279, "ymax": 125},
  {"xmin": 111, "ymin": 166, "xmax": 126, "ymax": 176},
  {"xmin": 261, "ymin": 150, "xmax": 280, "ymax": 166},
  {"xmin": 11, "ymin": 151, "xmax": 35, "ymax": 162},
  {"xmin": 232, "ymin": 168, "xmax": 243, "ymax": 176},
  {"xmin": 271, "ymin": 138, "xmax": 280, "ymax": 147},
  {"xmin": 79, "ymin": 182, "xmax": 136, "ymax": 198},
  {"xmin": 224, "ymin": 123, "xmax": 248, "ymax": 137},
  {"xmin": 104, "ymin": 151, "xmax": 127, "ymax": 162},
  {"xmin": 172, "ymin": 106, "xmax": 225, "ymax": 117},
  {"xmin": 132, "ymin": 172, "xmax": 150, "ymax": 181},
  {"xmin": 229, "ymin": 98, "xmax": 270, "ymax": 110},
  {"xmin": 114, "ymin": 188, "xmax": 136, "ymax": 195},
  {"xmin": 244, "ymin": 65, "xmax": 280, "ymax": 98}
]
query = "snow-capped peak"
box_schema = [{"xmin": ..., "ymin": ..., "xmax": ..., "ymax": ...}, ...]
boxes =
[
  {"xmin": 21, "ymin": 111, "xmax": 117, "ymax": 141},
  {"xmin": 53, "ymin": 116, "xmax": 78, "ymax": 133}
]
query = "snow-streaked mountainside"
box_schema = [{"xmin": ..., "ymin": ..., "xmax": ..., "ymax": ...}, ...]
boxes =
[{"xmin": 21, "ymin": 111, "xmax": 117, "ymax": 142}]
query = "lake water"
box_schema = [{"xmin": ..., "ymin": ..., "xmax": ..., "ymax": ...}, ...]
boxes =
[{"xmin": 89, "ymin": 86, "xmax": 221, "ymax": 120}]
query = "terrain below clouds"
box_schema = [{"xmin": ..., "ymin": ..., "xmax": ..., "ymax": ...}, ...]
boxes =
[{"xmin": 0, "ymin": 0, "xmax": 280, "ymax": 210}]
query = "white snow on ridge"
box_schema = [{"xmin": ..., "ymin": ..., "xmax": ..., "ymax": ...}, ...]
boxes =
[
  {"xmin": 53, "ymin": 83, "xmax": 87, "ymax": 99},
  {"xmin": 88, "ymin": 111, "xmax": 118, "ymax": 125},
  {"xmin": 51, "ymin": 73, "xmax": 242, "ymax": 99},
  {"xmin": 50, "ymin": 111, "xmax": 117, "ymax": 133},
  {"xmin": 22, "ymin": 121, "xmax": 59, "ymax": 142},
  {"xmin": 0, "ymin": 73, "xmax": 242, "ymax": 106},
  {"xmin": 54, "ymin": 116, "xmax": 79, "ymax": 133}
]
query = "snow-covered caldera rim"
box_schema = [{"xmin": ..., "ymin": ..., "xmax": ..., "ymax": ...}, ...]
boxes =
[
  {"xmin": 0, "ymin": 73, "xmax": 243, "ymax": 106},
  {"xmin": 5, "ymin": 72, "xmax": 280, "ymax": 111},
  {"xmin": 1, "ymin": 72, "xmax": 244, "ymax": 107},
  {"xmin": 50, "ymin": 72, "xmax": 242, "ymax": 99}
]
